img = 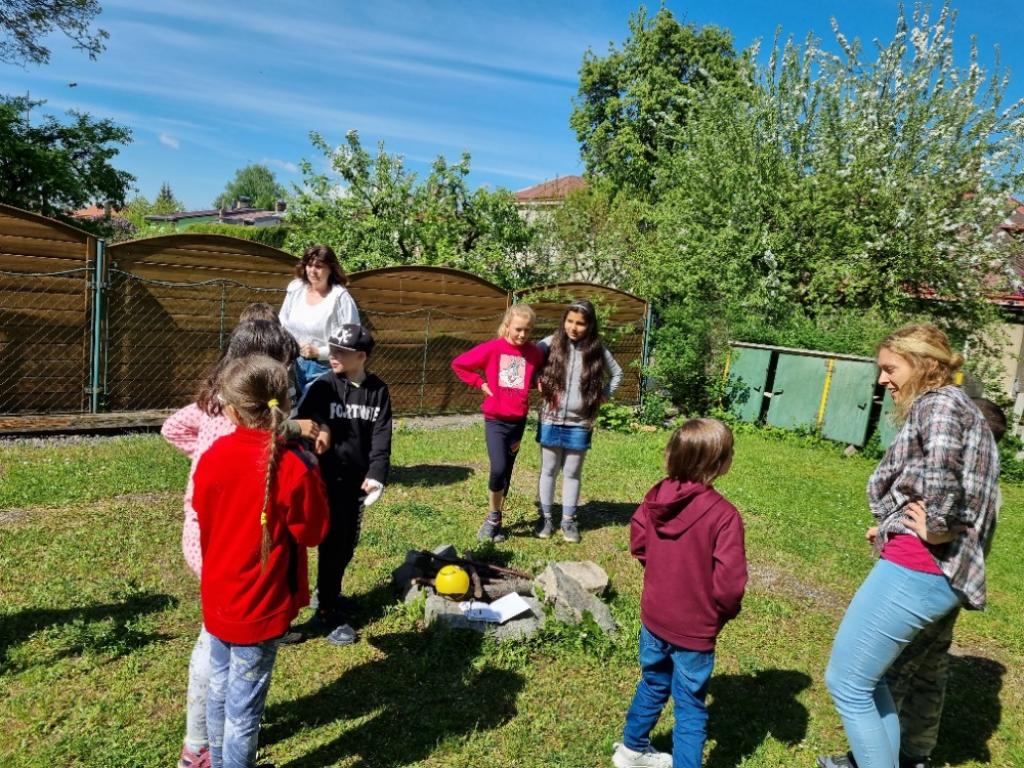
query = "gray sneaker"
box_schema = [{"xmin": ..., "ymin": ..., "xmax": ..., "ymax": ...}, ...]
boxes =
[
  {"xmin": 326, "ymin": 623, "xmax": 357, "ymax": 646},
  {"xmin": 477, "ymin": 517, "xmax": 506, "ymax": 542},
  {"xmin": 535, "ymin": 516, "xmax": 554, "ymax": 539},
  {"xmin": 816, "ymin": 754, "xmax": 857, "ymax": 768},
  {"xmin": 611, "ymin": 742, "xmax": 672, "ymax": 768},
  {"xmin": 561, "ymin": 518, "xmax": 580, "ymax": 543}
]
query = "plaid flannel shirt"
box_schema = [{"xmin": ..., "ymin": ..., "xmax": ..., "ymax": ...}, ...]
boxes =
[{"xmin": 867, "ymin": 385, "xmax": 1000, "ymax": 610}]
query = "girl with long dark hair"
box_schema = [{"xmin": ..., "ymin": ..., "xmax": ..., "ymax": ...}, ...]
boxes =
[{"xmin": 536, "ymin": 299, "xmax": 623, "ymax": 542}]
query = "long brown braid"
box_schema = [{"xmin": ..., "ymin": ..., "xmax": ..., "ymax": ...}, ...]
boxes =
[{"xmin": 216, "ymin": 354, "xmax": 290, "ymax": 569}]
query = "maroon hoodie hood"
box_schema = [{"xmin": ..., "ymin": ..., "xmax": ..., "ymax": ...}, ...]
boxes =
[{"xmin": 630, "ymin": 478, "xmax": 748, "ymax": 651}]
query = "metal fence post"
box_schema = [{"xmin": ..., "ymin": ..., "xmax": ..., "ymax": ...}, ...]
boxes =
[
  {"xmin": 639, "ymin": 304, "xmax": 653, "ymax": 408},
  {"xmin": 88, "ymin": 240, "xmax": 106, "ymax": 413},
  {"xmin": 418, "ymin": 309, "xmax": 432, "ymax": 413}
]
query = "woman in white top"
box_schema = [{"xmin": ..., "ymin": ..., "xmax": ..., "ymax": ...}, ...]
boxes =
[{"xmin": 279, "ymin": 244, "xmax": 360, "ymax": 394}]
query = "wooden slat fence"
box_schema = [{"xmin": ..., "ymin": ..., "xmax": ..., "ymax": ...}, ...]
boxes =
[
  {"xmin": 0, "ymin": 211, "xmax": 650, "ymax": 428},
  {"xmin": 0, "ymin": 204, "xmax": 96, "ymax": 415}
]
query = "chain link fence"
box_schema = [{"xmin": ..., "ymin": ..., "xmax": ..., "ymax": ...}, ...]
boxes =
[
  {"xmin": 2, "ymin": 260, "xmax": 647, "ymax": 419},
  {"xmin": 0, "ymin": 268, "xmax": 92, "ymax": 415},
  {"xmin": 103, "ymin": 269, "xmax": 286, "ymax": 411}
]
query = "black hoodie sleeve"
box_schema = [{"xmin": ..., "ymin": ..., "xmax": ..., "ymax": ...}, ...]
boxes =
[
  {"xmin": 366, "ymin": 383, "xmax": 393, "ymax": 484},
  {"xmin": 297, "ymin": 375, "xmax": 332, "ymax": 423}
]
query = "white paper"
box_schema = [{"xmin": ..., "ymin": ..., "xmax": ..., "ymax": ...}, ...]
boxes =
[{"xmin": 458, "ymin": 592, "xmax": 532, "ymax": 624}]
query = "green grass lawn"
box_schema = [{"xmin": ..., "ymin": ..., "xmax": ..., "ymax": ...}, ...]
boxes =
[{"xmin": 1, "ymin": 424, "xmax": 1021, "ymax": 767}]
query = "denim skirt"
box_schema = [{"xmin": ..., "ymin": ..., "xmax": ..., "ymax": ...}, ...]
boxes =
[{"xmin": 537, "ymin": 422, "xmax": 592, "ymax": 450}]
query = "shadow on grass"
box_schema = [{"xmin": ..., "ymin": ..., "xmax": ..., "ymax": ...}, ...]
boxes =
[
  {"xmin": 933, "ymin": 654, "xmax": 1004, "ymax": 766},
  {"xmin": 389, "ymin": 464, "xmax": 474, "ymax": 488},
  {"xmin": 264, "ymin": 627, "xmax": 524, "ymax": 767},
  {"xmin": 576, "ymin": 500, "xmax": 637, "ymax": 531},
  {"xmin": 670, "ymin": 669, "xmax": 811, "ymax": 768},
  {"xmin": 0, "ymin": 590, "xmax": 178, "ymax": 672}
]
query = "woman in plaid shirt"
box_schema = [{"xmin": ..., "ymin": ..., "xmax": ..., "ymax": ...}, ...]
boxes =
[{"xmin": 819, "ymin": 324, "xmax": 1000, "ymax": 768}]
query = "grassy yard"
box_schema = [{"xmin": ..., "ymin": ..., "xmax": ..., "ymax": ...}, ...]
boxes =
[{"xmin": 1, "ymin": 423, "xmax": 1021, "ymax": 768}]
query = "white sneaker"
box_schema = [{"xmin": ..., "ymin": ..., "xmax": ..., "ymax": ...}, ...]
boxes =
[{"xmin": 611, "ymin": 742, "xmax": 673, "ymax": 768}]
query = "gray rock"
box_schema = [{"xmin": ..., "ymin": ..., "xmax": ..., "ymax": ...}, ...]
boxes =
[
  {"xmin": 489, "ymin": 596, "xmax": 545, "ymax": 641},
  {"xmin": 843, "ymin": 444, "xmax": 859, "ymax": 458},
  {"xmin": 544, "ymin": 564, "xmax": 617, "ymax": 636},
  {"xmin": 481, "ymin": 577, "xmax": 535, "ymax": 601},
  {"xmin": 424, "ymin": 593, "xmax": 486, "ymax": 633},
  {"xmin": 423, "ymin": 593, "xmax": 545, "ymax": 641},
  {"xmin": 535, "ymin": 560, "xmax": 609, "ymax": 598},
  {"xmin": 432, "ymin": 543, "xmax": 458, "ymax": 559}
]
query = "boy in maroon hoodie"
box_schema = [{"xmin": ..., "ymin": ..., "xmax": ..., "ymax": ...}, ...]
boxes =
[{"xmin": 614, "ymin": 418, "xmax": 748, "ymax": 768}]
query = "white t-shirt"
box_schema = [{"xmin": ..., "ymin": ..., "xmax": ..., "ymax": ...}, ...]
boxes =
[{"xmin": 279, "ymin": 278, "xmax": 360, "ymax": 360}]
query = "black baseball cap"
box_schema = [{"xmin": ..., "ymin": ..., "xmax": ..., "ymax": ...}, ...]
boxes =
[{"xmin": 328, "ymin": 324, "xmax": 375, "ymax": 354}]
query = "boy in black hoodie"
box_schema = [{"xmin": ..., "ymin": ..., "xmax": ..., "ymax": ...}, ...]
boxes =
[{"xmin": 292, "ymin": 323, "xmax": 392, "ymax": 646}]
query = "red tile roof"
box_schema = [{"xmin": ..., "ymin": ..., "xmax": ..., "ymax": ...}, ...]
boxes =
[
  {"xmin": 72, "ymin": 204, "xmax": 119, "ymax": 218},
  {"xmin": 514, "ymin": 175, "xmax": 586, "ymax": 203}
]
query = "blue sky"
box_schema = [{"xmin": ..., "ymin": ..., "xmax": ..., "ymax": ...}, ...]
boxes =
[{"xmin": 2, "ymin": 0, "xmax": 1022, "ymax": 210}]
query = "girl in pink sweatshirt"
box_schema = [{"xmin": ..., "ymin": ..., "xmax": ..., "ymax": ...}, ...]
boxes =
[
  {"xmin": 451, "ymin": 303, "xmax": 544, "ymax": 542},
  {"xmin": 162, "ymin": 318, "xmax": 322, "ymax": 768}
]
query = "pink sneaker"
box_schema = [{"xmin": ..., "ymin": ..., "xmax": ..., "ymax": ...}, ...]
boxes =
[{"xmin": 178, "ymin": 745, "xmax": 211, "ymax": 768}]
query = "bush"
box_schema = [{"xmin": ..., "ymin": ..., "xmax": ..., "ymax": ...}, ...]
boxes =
[{"xmin": 183, "ymin": 222, "xmax": 291, "ymax": 249}]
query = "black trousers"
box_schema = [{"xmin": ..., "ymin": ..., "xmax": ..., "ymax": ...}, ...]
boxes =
[
  {"xmin": 484, "ymin": 417, "xmax": 527, "ymax": 495},
  {"xmin": 316, "ymin": 479, "xmax": 364, "ymax": 614}
]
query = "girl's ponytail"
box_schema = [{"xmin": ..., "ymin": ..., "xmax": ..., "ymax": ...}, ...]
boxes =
[
  {"xmin": 216, "ymin": 355, "xmax": 291, "ymax": 570},
  {"xmin": 260, "ymin": 398, "xmax": 285, "ymax": 569}
]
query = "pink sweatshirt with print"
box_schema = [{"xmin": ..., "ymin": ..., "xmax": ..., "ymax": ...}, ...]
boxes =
[
  {"xmin": 451, "ymin": 337, "xmax": 544, "ymax": 421},
  {"xmin": 161, "ymin": 403, "xmax": 235, "ymax": 577}
]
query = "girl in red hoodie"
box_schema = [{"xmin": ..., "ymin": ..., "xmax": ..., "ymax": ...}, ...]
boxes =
[
  {"xmin": 451, "ymin": 303, "xmax": 544, "ymax": 542},
  {"xmin": 192, "ymin": 355, "xmax": 329, "ymax": 768},
  {"xmin": 615, "ymin": 419, "xmax": 748, "ymax": 768}
]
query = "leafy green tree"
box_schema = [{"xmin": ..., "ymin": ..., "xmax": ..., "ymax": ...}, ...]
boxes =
[
  {"xmin": 213, "ymin": 163, "xmax": 286, "ymax": 210},
  {"xmin": 629, "ymin": 3, "xmax": 1024, "ymax": 408},
  {"xmin": 570, "ymin": 6, "xmax": 749, "ymax": 195},
  {"xmin": 532, "ymin": 178, "xmax": 646, "ymax": 285},
  {"xmin": 286, "ymin": 130, "xmax": 537, "ymax": 288},
  {"xmin": 0, "ymin": 0, "xmax": 107, "ymax": 66},
  {"xmin": 0, "ymin": 94, "xmax": 133, "ymax": 220},
  {"xmin": 152, "ymin": 181, "xmax": 182, "ymax": 214}
]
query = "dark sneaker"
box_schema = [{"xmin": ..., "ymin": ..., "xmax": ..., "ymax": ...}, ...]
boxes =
[
  {"xmin": 535, "ymin": 516, "xmax": 554, "ymax": 539},
  {"xmin": 326, "ymin": 622, "xmax": 357, "ymax": 646},
  {"xmin": 560, "ymin": 518, "xmax": 580, "ymax": 543},
  {"xmin": 816, "ymin": 754, "xmax": 857, "ymax": 768},
  {"xmin": 178, "ymin": 745, "xmax": 211, "ymax": 768},
  {"xmin": 611, "ymin": 742, "xmax": 672, "ymax": 768},
  {"xmin": 477, "ymin": 517, "xmax": 506, "ymax": 542},
  {"xmin": 278, "ymin": 629, "xmax": 303, "ymax": 646},
  {"xmin": 900, "ymin": 759, "xmax": 931, "ymax": 768}
]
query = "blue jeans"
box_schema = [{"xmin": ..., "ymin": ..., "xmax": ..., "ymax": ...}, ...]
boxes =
[
  {"xmin": 207, "ymin": 634, "xmax": 280, "ymax": 768},
  {"xmin": 825, "ymin": 559, "xmax": 960, "ymax": 768},
  {"xmin": 622, "ymin": 625, "xmax": 715, "ymax": 768},
  {"xmin": 295, "ymin": 357, "xmax": 329, "ymax": 396}
]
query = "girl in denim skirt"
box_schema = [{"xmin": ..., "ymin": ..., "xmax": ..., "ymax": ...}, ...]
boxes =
[{"xmin": 535, "ymin": 299, "xmax": 622, "ymax": 542}]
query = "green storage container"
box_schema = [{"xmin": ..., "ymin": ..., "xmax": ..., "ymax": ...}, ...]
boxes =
[
  {"xmin": 766, "ymin": 353, "xmax": 829, "ymax": 431},
  {"xmin": 878, "ymin": 392, "xmax": 902, "ymax": 449},
  {"xmin": 726, "ymin": 345, "xmax": 772, "ymax": 423},
  {"xmin": 821, "ymin": 359, "xmax": 877, "ymax": 446}
]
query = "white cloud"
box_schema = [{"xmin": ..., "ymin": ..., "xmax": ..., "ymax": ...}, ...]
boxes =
[
  {"xmin": 262, "ymin": 157, "xmax": 300, "ymax": 174},
  {"xmin": 159, "ymin": 132, "xmax": 181, "ymax": 150}
]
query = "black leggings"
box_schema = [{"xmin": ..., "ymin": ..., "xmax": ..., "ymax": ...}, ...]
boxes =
[
  {"xmin": 484, "ymin": 417, "xmax": 527, "ymax": 494},
  {"xmin": 316, "ymin": 480, "xmax": 364, "ymax": 612}
]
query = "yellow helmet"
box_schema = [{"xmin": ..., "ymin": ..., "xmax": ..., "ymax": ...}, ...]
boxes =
[{"xmin": 435, "ymin": 565, "xmax": 470, "ymax": 599}]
